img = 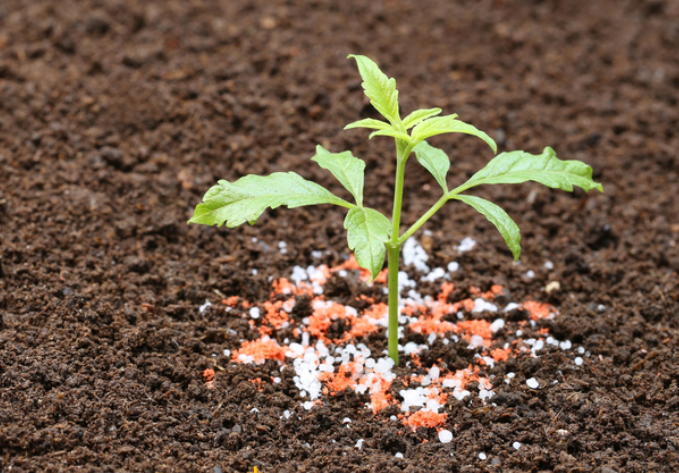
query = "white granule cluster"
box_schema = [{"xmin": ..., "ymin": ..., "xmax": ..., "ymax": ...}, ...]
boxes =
[
  {"xmin": 198, "ymin": 300, "xmax": 212, "ymax": 314},
  {"xmin": 490, "ymin": 318, "xmax": 505, "ymax": 332},
  {"xmin": 422, "ymin": 267, "xmax": 447, "ymax": 282},
  {"xmin": 456, "ymin": 237, "xmax": 476, "ymax": 253},
  {"xmin": 289, "ymin": 264, "xmax": 328, "ymax": 295},
  {"xmin": 402, "ymin": 237, "xmax": 430, "ymax": 272},
  {"xmin": 399, "ymin": 386, "xmax": 444, "ymax": 413},
  {"xmin": 503, "ymin": 302, "xmax": 521, "ymax": 312},
  {"xmin": 472, "ymin": 298, "xmax": 498, "ymax": 313}
]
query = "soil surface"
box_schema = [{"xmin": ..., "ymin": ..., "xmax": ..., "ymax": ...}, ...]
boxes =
[{"xmin": 2, "ymin": 0, "xmax": 679, "ymax": 471}]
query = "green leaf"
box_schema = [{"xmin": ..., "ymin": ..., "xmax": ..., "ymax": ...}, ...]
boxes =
[
  {"xmin": 344, "ymin": 118, "xmax": 392, "ymax": 131},
  {"xmin": 452, "ymin": 195, "xmax": 521, "ymax": 260},
  {"xmin": 348, "ymin": 54, "xmax": 400, "ymax": 125},
  {"xmin": 344, "ymin": 207, "xmax": 391, "ymax": 281},
  {"xmin": 411, "ymin": 115, "xmax": 497, "ymax": 154},
  {"xmin": 454, "ymin": 147, "xmax": 604, "ymax": 194},
  {"xmin": 189, "ymin": 172, "xmax": 353, "ymax": 227},
  {"xmin": 311, "ymin": 145, "xmax": 366, "ymax": 206},
  {"xmin": 402, "ymin": 108, "xmax": 442, "ymax": 129},
  {"xmin": 413, "ymin": 140, "xmax": 450, "ymax": 192},
  {"xmin": 369, "ymin": 128, "xmax": 412, "ymax": 142}
]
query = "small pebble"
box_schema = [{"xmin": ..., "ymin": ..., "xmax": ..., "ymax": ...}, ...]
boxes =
[
  {"xmin": 513, "ymin": 441, "xmax": 521, "ymax": 450},
  {"xmin": 438, "ymin": 430, "xmax": 453, "ymax": 443},
  {"xmin": 526, "ymin": 378, "xmax": 539, "ymax": 389},
  {"xmin": 479, "ymin": 452, "xmax": 487, "ymax": 460}
]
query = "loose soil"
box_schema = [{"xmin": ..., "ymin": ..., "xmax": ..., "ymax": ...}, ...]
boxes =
[{"xmin": 1, "ymin": 0, "xmax": 679, "ymax": 471}]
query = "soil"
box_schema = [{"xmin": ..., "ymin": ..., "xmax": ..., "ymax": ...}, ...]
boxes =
[{"xmin": 1, "ymin": 0, "xmax": 679, "ymax": 471}]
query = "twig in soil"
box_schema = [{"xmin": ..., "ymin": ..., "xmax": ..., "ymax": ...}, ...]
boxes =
[{"xmin": 631, "ymin": 350, "xmax": 660, "ymax": 371}]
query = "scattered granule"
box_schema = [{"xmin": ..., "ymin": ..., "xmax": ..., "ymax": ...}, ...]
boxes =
[
  {"xmin": 319, "ymin": 363, "xmax": 359, "ymax": 393},
  {"xmin": 404, "ymin": 410, "xmax": 448, "ymax": 431},
  {"xmin": 307, "ymin": 301, "xmax": 350, "ymax": 343},
  {"xmin": 366, "ymin": 374, "xmax": 393, "ymax": 414},
  {"xmin": 437, "ymin": 282, "xmax": 455, "ymax": 303},
  {"xmin": 262, "ymin": 300, "xmax": 289, "ymax": 330},
  {"xmin": 233, "ymin": 337, "xmax": 287, "ymax": 365},
  {"xmin": 251, "ymin": 378, "xmax": 263, "ymax": 392},
  {"xmin": 410, "ymin": 315, "xmax": 458, "ymax": 336},
  {"xmin": 522, "ymin": 300, "xmax": 555, "ymax": 320},
  {"xmin": 331, "ymin": 254, "xmax": 362, "ymax": 272},
  {"xmin": 345, "ymin": 315, "xmax": 380, "ymax": 340},
  {"xmin": 438, "ymin": 430, "xmax": 453, "ymax": 443},
  {"xmin": 470, "ymin": 285, "xmax": 503, "ymax": 300},
  {"xmin": 457, "ymin": 319, "xmax": 492, "ymax": 345},
  {"xmin": 272, "ymin": 277, "xmax": 312, "ymax": 297},
  {"xmin": 223, "ymin": 296, "xmax": 239, "ymax": 307},
  {"xmin": 202, "ymin": 368, "xmax": 215, "ymax": 382},
  {"xmin": 331, "ymin": 254, "xmax": 370, "ymax": 281},
  {"xmin": 490, "ymin": 347, "xmax": 512, "ymax": 362}
]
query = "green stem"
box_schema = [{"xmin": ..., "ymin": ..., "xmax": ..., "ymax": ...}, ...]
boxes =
[
  {"xmin": 397, "ymin": 194, "xmax": 449, "ymax": 245},
  {"xmin": 390, "ymin": 159, "xmax": 407, "ymax": 243},
  {"xmin": 387, "ymin": 243, "xmax": 400, "ymax": 364},
  {"xmin": 386, "ymin": 141, "xmax": 413, "ymax": 365}
]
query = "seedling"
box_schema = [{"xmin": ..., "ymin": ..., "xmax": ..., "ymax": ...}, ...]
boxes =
[{"xmin": 189, "ymin": 55, "xmax": 603, "ymax": 365}]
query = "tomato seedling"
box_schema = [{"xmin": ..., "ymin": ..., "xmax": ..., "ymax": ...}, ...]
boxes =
[{"xmin": 189, "ymin": 55, "xmax": 603, "ymax": 365}]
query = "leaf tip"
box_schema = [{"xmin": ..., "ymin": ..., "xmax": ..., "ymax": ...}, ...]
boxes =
[{"xmin": 512, "ymin": 248, "xmax": 521, "ymax": 262}]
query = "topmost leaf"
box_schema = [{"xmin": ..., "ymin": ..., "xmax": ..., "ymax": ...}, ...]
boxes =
[
  {"xmin": 411, "ymin": 115, "xmax": 497, "ymax": 154},
  {"xmin": 348, "ymin": 55, "xmax": 400, "ymax": 126}
]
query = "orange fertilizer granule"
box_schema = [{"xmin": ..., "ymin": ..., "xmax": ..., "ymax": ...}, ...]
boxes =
[
  {"xmin": 232, "ymin": 338, "xmax": 287, "ymax": 365},
  {"xmin": 404, "ymin": 410, "xmax": 448, "ymax": 431},
  {"xmin": 522, "ymin": 300, "xmax": 554, "ymax": 320}
]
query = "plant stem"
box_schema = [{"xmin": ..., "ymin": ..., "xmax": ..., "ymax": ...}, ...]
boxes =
[
  {"xmin": 397, "ymin": 194, "xmax": 449, "ymax": 245},
  {"xmin": 387, "ymin": 243, "xmax": 400, "ymax": 364},
  {"xmin": 386, "ymin": 141, "xmax": 413, "ymax": 365}
]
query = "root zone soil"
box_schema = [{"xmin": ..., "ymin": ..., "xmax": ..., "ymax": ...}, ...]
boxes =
[{"xmin": 1, "ymin": 0, "xmax": 679, "ymax": 472}]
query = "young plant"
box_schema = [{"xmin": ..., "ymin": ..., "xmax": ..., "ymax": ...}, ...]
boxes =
[{"xmin": 189, "ymin": 55, "xmax": 603, "ymax": 365}]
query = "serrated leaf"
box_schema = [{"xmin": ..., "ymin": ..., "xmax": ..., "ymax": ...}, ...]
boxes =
[
  {"xmin": 411, "ymin": 115, "xmax": 497, "ymax": 154},
  {"xmin": 369, "ymin": 128, "xmax": 412, "ymax": 142},
  {"xmin": 452, "ymin": 195, "xmax": 521, "ymax": 260},
  {"xmin": 311, "ymin": 145, "xmax": 365, "ymax": 206},
  {"xmin": 189, "ymin": 172, "xmax": 352, "ymax": 228},
  {"xmin": 344, "ymin": 118, "xmax": 392, "ymax": 131},
  {"xmin": 348, "ymin": 54, "xmax": 400, "ymax": 125},
  {"xmin": 455, "ymin": 147, "xmax": 604, "ymax": 194},
  {"xmin": 344, "ymin": 207, "xmax": 391, "ymax": 281},
  {"xmin": 413, "ymin": 140, "xmax": 450, "ymax": 192},
  {"xmin": 402, "ymin": 108, "xmax": 442, "ymax": 129}
]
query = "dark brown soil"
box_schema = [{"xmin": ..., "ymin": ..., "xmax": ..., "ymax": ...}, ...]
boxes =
[{"xmin": 2, "ymin": 0, "xmax": 679, "ymax": 471}]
